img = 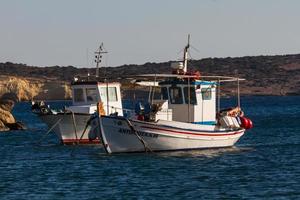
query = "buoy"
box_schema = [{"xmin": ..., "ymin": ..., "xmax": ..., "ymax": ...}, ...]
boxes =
[
  {"xmin": 247, "ymin": 118, "xmax": 253, "ymax": 129},
  {"xmin": 239, "ymin": 116, "xmax": 253, "ymax": 129}
]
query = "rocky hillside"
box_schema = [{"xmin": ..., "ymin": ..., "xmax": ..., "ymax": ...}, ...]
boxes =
[
  {"xmin": 0, "ymin": 75, "xmax": 71, "ymax": 101},
  {"xmin": 1, "ymin": 54, "xmax": 300, "ymax": 100}
]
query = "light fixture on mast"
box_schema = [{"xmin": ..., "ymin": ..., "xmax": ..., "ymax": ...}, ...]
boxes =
[
  {"xmin": 94, "ymin": 43, "xmax": 108, "ymax": 78},
  {"xmin": 183, "ymin": 34, "xmax": 190, "ymax": 73}
]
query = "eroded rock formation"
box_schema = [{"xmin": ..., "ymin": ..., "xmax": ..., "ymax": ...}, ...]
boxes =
[
  {"xmin": 0, "ymin": 75, "xmax": 71, "ymax": 101},
  {"xmin": 0, "ymin": 93, "xmax": 26, "ymax": 131}
]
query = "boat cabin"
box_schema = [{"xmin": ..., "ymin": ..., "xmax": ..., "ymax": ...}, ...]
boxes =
[
  {"xmin": 148, "ymin": 78, "xmax": 216, "ymax": 124},
  {"xmin": 67, "ymin": 81, "xmax": 123, "ymax": 116}
]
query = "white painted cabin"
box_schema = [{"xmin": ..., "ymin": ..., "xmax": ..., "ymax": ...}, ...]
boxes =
[
  {"xmin": 149, "ymin": 79, "xmax": 216, "ymax": 124},
  {"xmin": 67, "ymin": 81, "xmax": 123, "ymax": 116}
]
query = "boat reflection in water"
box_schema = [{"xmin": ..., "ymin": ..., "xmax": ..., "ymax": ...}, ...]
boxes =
[{"xmin": 156, "ymin": 146, "xmax": 254, "ymax": 158}]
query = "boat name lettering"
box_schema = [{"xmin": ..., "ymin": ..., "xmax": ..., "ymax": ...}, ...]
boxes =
[{"xmin": 118, "ymin": 128, "xmax": 158, "ymax": 138}]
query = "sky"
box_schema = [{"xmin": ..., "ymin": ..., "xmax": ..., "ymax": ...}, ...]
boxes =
[{"xmin": 0, "ymin": 0, "xmax": 300, "ymax": 68}]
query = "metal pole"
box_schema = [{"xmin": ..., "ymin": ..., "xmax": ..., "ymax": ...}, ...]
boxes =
[
  {"xmin": 133, "ymin": 85, "xmax": 136, "ymax": 108},
  {"xmin": 151, "ymin": 75, "xmax": 157, "ymax": 104},
  {"xmin": 237, "ymin": 78, "xmax": 240, "ymax": 108},
  {"xmin": 106, "ymin": 80, "xmax": 109, "ymax": 115},
  {"xmin": 202, "ymin": 90, "xmax": 204, "ymax": 123},
  {"xmin": 218, "ymin": 78, "xmax": 220, "ymax": 112},
  {"xmin": 95, "ymin": 43, "xmax": 108, "ymax": 78},
  {"xmin": 71, "ymin": 112, "xmax": 79, "ymax": 144},
  {"xmin": 148, "ymin": 87, "xmax": 152, "ymax": 103},
  {"xmin": 187, "ymin": 77, "xmax": 190, "ymax": 123}
]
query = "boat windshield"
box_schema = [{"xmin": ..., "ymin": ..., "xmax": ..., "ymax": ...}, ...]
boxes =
[
  {"xmin": 74, "ymin": 88, "xmax": 84, "ymax": 102},
  {"xmin": 86, "ymin": 88, "xmax": 98, "ymax": 102},
  {"xmin": 161, "ymin": 87, "xmax": 168, "ymax": 100},
  {"xmin": 184, "ymin": 87, "xmax": 197, "ymax": 104},
  {"xmin": 169, "ymin": 86, "xmax": 183, "ymax": 104},
  {"xmin": 201, "ymin": 88, "xmax": 212, "ymax": 100}
]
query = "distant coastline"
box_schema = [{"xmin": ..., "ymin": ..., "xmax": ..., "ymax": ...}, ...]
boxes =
[{"xmin": 1, "ymin": 54, "xmax": 299, "ymax": 100}]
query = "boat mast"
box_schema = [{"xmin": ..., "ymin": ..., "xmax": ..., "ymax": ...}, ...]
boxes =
[
  {"xmin": 94, "ymin": 43, "xmax": 108, "ymax": 78},
  {"xmin": 183, "ymin": 34, "xmax": 190, "ymax": 74},
  {"xmin": 182, "ymin": 35, "xmax": 191, "ymax": 122}
]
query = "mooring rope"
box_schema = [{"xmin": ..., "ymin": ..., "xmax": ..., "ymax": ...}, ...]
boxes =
[
  {"xmin": 71, "ymin": 111, "xmax": 79, "ymax": 144},
  {"xmin": 70, "ymin": 117, "xmax": 93, "ymax": 157},
  {"xmin": 124, "ymin": 118, "xmax": 152, "ymax": 153},
  {"xmin": 36, "ymin": 118, "xmax": 62, "ymax": 145}
]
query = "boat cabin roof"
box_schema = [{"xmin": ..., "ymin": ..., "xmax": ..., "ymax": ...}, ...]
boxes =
[
  {"xmin": 134, "ymin": 79, "xmax": 216, "ymax": 87},
  {"xmin": 134, "ymin": 74, "xmax": 245, "ymax": 82},
  {"xmin": 71, "ymin": 81, "xmax": 120, "ymax": 87},
  {"xmin": 159, "ymin": 79, "xmax": 216, "ymax": 86}
]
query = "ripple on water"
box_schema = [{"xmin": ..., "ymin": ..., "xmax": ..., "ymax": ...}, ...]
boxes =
[{"xmin": 0, "ymin": 97, "xmax": 300, "ymax": 199}]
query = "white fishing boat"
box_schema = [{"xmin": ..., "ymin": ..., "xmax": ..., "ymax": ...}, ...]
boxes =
[
  {"xmin": 90, "ymin": 36, "xmax": 253, "ymax": 153},
  {"xmin": 33, "ymin": 44, "xmax": 124, "ymax": 144}
]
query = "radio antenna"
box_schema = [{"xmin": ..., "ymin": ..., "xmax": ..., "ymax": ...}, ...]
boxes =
[
  {"xmin": 94, "ymin": 43, "xmax": 108, "ymax": 77},
  {"xmin": 183, "ymin": 34, "xmax": 190, "ymax": 73}
]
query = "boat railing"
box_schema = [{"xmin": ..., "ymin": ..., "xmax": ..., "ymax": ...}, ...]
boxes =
[
  {"xmin": 103, "ymin": 105, "xmax": 136, "ymax": 118},
  {"xmin": 133, "ymin": 74, "xmax": 245, "ymax": 82},
  {"xmin": 103, "ymin": 104, "xmax": 172, "ymax": 119}
]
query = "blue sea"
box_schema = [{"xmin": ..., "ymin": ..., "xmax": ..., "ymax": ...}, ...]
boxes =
[{"xmin": 0, "ymin": 96, "xmax": 300, "ymax": 199}]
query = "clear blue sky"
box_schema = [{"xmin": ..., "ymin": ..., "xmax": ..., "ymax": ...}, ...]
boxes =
[{"xmin": 0, "ymin": 0, "xmax": 299, "ymax": 67}]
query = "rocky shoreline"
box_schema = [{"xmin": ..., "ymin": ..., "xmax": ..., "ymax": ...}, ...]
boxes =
[{"xmin": 0, "ymin": 93, "xmax": 26, "ymax": 132}]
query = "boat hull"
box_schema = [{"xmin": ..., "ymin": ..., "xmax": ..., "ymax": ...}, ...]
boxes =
[
  {"xmin": 100, "ymin": 116, "xmax": 245, "ymax": 153},
  {"xmin": 39, "ymin": 113, "xmax": 100, "ymax": 145}
]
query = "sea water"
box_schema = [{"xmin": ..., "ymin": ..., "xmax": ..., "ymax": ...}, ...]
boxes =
[{"xmin": 0, "ymin": 96, "xmax": 299, "ymax": 199}]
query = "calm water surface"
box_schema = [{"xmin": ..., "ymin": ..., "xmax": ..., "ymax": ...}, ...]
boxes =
[{"xmin": 0, "ymin": 96, "xmax": 299, "ymax": 199}]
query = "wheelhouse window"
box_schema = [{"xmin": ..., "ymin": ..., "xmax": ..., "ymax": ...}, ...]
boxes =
[
  {"xmin": 99, "ymin": 88, "xmax": 106, "ymax": 102},
  {"xmin": 108, "ymin": 87, "xmax": 118, "ymax": 101},
  {"xmin": 201, "ymin": 88, "xmax": 212, "ymax": 100},
  {"xmin": 100, "ymin": 87, "xmax": 118, "ymax": 102},
  {"xmin": 150, "ymin": 87, "xmax": 167, "ymax": 100},
  {"xmin": 161, "ymin": 87, "xmax": 168, "ymax": 100},
  {"xmin": 74, "ymin": 88, "xmax": 84, "ymax": 102},
  {"xmin": 86, "ymin": 88, "xmax": 98, "ymax": 102},
  {"xmin": 184, "ymin": 87, "xmax": 197, "ymax": 104},
  {"xmin": 169, "ymin": 86, "xmax": 183, "ymax": 104}
]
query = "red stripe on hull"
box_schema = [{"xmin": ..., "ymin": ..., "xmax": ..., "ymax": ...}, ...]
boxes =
[
  {"xmin": 62, "ymin": 138, "xmax": 101, "ymax": 145},
  {"xmin": 140, "ymin": 126, "xmax": 244, "ymax": 137}
]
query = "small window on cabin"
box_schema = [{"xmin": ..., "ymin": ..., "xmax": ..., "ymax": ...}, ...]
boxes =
[
  {"xmin": 161, "ymin": 87, "xmax": 168, "ymax": 100},
  {"xmin": 86, "ymin": 88, "xmax": 98, "ymax": 102},
  {"xmin": 202, "ymin": 88, "xmax": 212, "ymax": 100},
  {"xmin": 150, "ymin": 87, "xmax": 161, "ymax": 100},
  {"xmin": 74, "ymin": 88, "xmax": 84, "ymax": 102},
  {"xmin": 99, "ymin": 87, "xmax": 118, "ymax": 102},
  {"xmin": 184, "ymin": 87, "xmax": 197, "ymax": 104},
  {"xmin": 169, "ymin": 87, "xmax": 183, "ymax": 104},
  {"xmin": 108, "ymin": 87, "xmax": 118, "ymax": 102},
  {"xmin": 99, "ymin": 88, "xmax": 107, "ymax": 102}
]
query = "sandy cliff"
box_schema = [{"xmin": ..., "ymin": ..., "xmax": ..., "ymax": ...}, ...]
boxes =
[{"xmin": 0, "ymin": 75, "xmax": 71, "ymax": 101}]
